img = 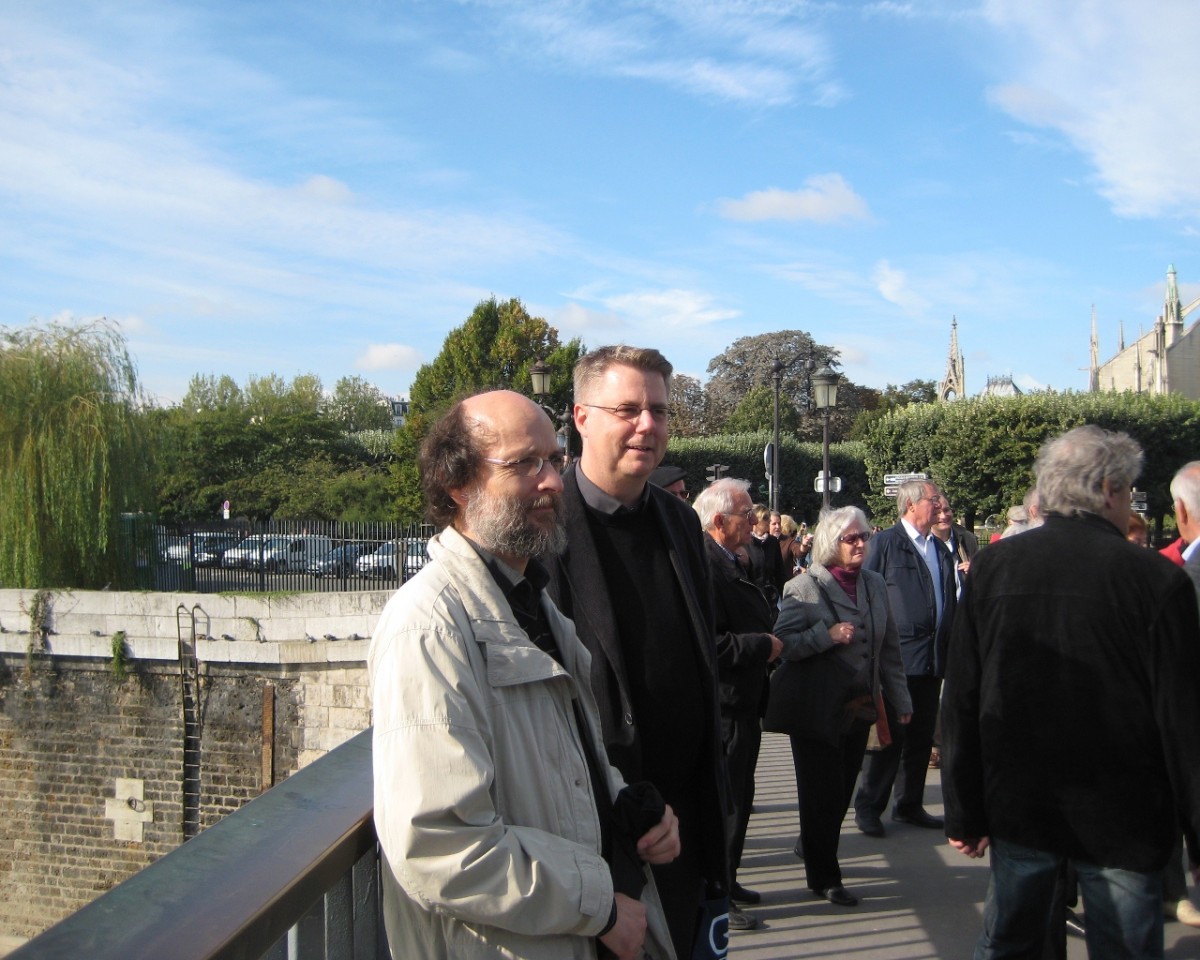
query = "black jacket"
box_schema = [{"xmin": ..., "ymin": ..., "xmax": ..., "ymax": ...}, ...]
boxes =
[
  {"xmin": 746, "ymin": 534, "xmax": 785, "ymax": 606},
  {"xmin": 543, "ymin": 465, "xmax": 732, "ymax": 883},
  {"xmin": 943, "ymin": 512, "xmax": 1200, "ymax": 873},
  {"xmin": 704, "ymin": 535, "xmax": 775, "ymax": 719},
  {"xmin": 863, "ymin": 520, "xmax": 956, "ymax": 677}
]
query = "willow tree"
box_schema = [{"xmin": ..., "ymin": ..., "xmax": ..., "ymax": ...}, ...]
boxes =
[{"xmin": 0, "ymin": 320, "xmax": 154, "ymax": 588}]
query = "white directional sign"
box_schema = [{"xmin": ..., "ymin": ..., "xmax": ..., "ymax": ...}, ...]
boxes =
[{"xmin": 883, "ymin": 472, "xmax": 928, "ymax": 485}]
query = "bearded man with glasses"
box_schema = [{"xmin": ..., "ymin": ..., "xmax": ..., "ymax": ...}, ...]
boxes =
[
  {"xmin": 370, "ymin": 390, "xmax": 679, "ymax": 960},
  {"xmin": 852, "ymin": 479, "xmax": 957, "ymax": 839},
  {"xmin": 544, "ymin": 346, "xmax": 733, "ymax": 959}
]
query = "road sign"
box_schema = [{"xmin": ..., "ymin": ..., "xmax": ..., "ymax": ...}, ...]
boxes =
[
  {"xmin": 883, "ymin": 472, "xmax": 928, "ymax": 485},
  {"xmin": 814, "ymin": 475, "xmax": 842, "ymax": 493},
  {"xmin": 883, "ymin": 485, "xmax": 900, "ymax": 497}
]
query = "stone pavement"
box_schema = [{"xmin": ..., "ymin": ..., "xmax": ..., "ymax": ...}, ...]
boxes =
[{"xmin": 729, "ymin": 733, "xmax": 1200, "ymax": 960}]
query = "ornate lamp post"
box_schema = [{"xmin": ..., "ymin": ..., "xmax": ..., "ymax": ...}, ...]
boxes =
[
  {"xmin": 530, "ymin": 359, "xmax": 573, "ymax": 459},
  {"xmin": 811, "ymin": 364, "xmax": 839, "ymax": 511}
]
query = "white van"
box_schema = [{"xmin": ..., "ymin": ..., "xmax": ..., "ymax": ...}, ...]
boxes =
[{"xmin": 248, "ymin": 534, "xmax": 333, "ymax": 573}]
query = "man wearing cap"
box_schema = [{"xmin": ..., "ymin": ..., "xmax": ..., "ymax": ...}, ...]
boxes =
[{"xmin": 649, "ymin": 464, "xmax": 690, "ymax": 501}]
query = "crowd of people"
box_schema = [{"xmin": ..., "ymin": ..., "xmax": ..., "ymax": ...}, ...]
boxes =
[{"xmin": 367, "ymin": 342, "xmax": 1200, "ymax": 960}]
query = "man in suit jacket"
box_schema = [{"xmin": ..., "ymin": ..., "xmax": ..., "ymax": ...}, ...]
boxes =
[
  {"xmin": 853, "ymin": 478, "xmax": 956, "ymax": 837},
  {"xmin": 695, "ymin": 478, "xmax": 782, "ymax": 929},
  {"xmin": 746, "ymin": 504, "xmax": 786, "ymax": 607},
  {"xmin": 542, "ymin": 345, "xmax": 731, "ymax": 959}
]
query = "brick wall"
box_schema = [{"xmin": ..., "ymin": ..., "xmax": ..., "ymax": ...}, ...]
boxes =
[{"xmin": 0, "ymin": 587, "xmax": 390, "ymax": 940}]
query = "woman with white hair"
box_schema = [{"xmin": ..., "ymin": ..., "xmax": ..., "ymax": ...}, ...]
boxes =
[{"xmin": 770, "ymin": 506, "xmax": 912, "ymax": 907}]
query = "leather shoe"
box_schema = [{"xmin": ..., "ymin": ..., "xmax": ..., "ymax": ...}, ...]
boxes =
[
  {"xmin": 892, "ymin": 808, "xmax": 944, "ymax": 829},
  {"xmin": 731, "ymin": 882, "xmax": 761, "ymax": 905},
  {"xmin": 855, "ymin": 812, "xmax": 886, "ymax": 837},
  {"xmin": 728, "ymin": 903, "xmax": 759, "ymax": 931},
  {"xmin": 817, "ymin": 886, "xmax": 859, "ymax": 907}
]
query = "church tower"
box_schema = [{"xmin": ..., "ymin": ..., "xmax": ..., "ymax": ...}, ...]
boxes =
[
  {"xmin": 1088, "ymin": 305, "xmax": 1099, "ymax": 392},
  {"xmin": 937, "ymin": 316, "xmax": 965, "ymax": 401}
]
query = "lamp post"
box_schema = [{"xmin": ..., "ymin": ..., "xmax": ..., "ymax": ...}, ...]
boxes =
[
  {"xmin": 771, "ymin": 360, "xmax": 782, "ymax": 513},
  {"xmin": 530, "ymin": 358, "xmax": 573, "ymax": 460},
  {"xmin": 811, "ymin": 364, "xmax": 839, "ymax": 511}
]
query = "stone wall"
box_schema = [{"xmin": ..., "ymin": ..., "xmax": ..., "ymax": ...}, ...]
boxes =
[{"xmin": 0, "ymin": 587, "xmax": 390, "ymax": 940}]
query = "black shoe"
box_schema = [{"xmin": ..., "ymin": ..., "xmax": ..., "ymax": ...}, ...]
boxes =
[
  {"xmin": 892, "ymin": 808, "xmax": 944, "ymax": 829},
  {"xmin": 792, "ymin": 839, "xmax": 803, "ymax": 859},
  {"xmin": 728, "ymin": 903, "xmax": 759, "ymax": 930},
  {"xmin": 1065, "ymin": 909, "xmax": 1086, "ymax": 938},
  {"xmin": 731, "ymin": 882, "xmax": 761, "ymax": 905},
  {"xmin": 817, "ymin": 886, "xmax": 859, "ymax": 907},
  {"xmin": 855, "ymin": 812, "xmax": 886, "ymax": 837}
]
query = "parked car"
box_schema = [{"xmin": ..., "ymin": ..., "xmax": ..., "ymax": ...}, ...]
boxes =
[
  {"xmin": 248, "ymin": 535, "xmax": 334, "ymax": 573},
  {"xmin": 356, "ymin": 541, "xmax": 402, "ymax": 580},
  {"xmin": 192, "ymin": 533, "xmax": 242, "ymax": 567},
  {"xmin": 404, "ymin": 539, "xmax": 430, "ymax": 578},
  {"xmin": 221, "ymin": 534, "xmax": 272, "ymax": 569},
  {"xmin": 159, "ymin": 535, "xmax": 187, "ymax": 562},
  {"xmin": 309, "ymin": 543, "xmax": 370, "ymax": 578}
]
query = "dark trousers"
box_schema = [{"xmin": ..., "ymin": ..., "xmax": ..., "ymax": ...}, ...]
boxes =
[
  {"xmin": 855, "ymin": 675, "xmax": 941, "ymax": 818},
  {"xmin": 722, "ymin": 714, "xmax": 761, "ymax": 878},
  {"xmin": 791, "ymin": 721, "xmax": 871, "ymax": 891}
]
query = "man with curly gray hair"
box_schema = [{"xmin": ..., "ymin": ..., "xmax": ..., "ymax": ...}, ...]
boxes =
[{"xmin": 943, "ymin": 424, "xmax": 1200, "ymax": 959}]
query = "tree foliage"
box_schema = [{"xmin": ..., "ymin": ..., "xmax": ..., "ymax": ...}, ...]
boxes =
[
  {"xmin": 705, "ymin": 330, "xmax": 835, "ymax": 427},
  {"xmin": 328, "ymin": 376, "xmax": 394, "ymax": 432},
  {"xmin": 392, "ymin": 297, "xmax": 585, "ymax": 524},
  {"xmin": 668, "ymin": 374, "xmax": 709, "ymax": 437},
  {"xmin": 859, "ymin": 391, "xmax": 1200, "ymax": 526},
  {"xmin": 0, "ymin": 319, "xmax": 154, "ymax": 588}
]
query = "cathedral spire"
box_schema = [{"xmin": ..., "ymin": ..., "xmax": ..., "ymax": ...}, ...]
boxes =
[
  {"xmin": 1088, "ymin": 305, "xmax": 1099, "ymax": 392},
  {"xmin": 937, "ymin": 316, "xmax": 965, "ymax": 401}
]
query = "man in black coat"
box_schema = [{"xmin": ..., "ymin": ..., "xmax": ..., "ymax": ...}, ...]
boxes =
[
  {"xmin": 694, "ymin": 478, "xmax": 782, "ymax": 929},
  {"xmin": 943, "ymin": 425, "xmax": 1200, "ymax": 958},
  {"xmin": 542, "ymin": 345, "xmax": 732, "ymax": 959},
  {"xmin": 853, "ymin": 478, "xmax": 955, "ymax": 837}
]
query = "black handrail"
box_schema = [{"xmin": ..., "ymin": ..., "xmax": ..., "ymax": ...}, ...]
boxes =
[{"xmin": 10, "ymin": 730, "xmax": 377, "ymax": 960}]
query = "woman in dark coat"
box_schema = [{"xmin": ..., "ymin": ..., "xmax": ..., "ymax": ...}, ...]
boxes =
[{"xmin": 773, "ymin": 506, "xmax": 912, "ymax": 906}]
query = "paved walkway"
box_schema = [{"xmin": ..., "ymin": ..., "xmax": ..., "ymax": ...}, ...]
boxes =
[{"xmin": 729, "ymin": 733, "xmax": 1199, "ymax": 959}]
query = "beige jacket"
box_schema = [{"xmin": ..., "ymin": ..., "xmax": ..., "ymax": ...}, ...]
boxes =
[{"xmin": 370, "ymin": 526, "xmax": 673, "ymax": 960}]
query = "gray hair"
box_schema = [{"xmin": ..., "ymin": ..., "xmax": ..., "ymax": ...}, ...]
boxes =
[
  {"xmin": 1171, "ymin": 461, "xmax": 1200, "ymax": 514},
  {"xmin": 811, "ymin": 505, "xmax": 871, "ymax": 567},
  {"xmin": 1034, "ymin": 425, "xmax": 1142, "ymax": 517},
  {"xmin": 693, "ymin": 477, "xmax": 750, "ymax": 531},
  {"xmin": 895, "ymin": 478, "xmax": 935, "ymax": 516}
]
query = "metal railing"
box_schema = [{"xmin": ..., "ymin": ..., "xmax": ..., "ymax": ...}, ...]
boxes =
[{"xmin": 10, "ymin": 730, "xmax": 382, "ymax": 960}]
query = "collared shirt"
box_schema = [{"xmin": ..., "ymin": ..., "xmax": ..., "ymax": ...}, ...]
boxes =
[
  {"xmin": 464, "ymin": 538, "xmax": 560, "ymax": 661},
  {"xmin": 902, "ymin": 516, "xmax": 945, "ymax": 626},
  {"xmin": 576, "ymin": 466, "xmax": 651, "ymax": 516},
  {"xmin": 1183, "ymin": 538, "xmax": 1200, "ymax": 564}
]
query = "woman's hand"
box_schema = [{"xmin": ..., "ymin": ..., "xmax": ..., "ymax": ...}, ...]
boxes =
[{"xmin": 829, "ymin": 621, "xmax": 855, "ymax": 645}]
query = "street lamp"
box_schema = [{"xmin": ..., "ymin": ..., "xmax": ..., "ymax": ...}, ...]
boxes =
[
  {"xmin": 812, "ymin": 364, "xmax": 839, "ymax": 510},
  {"xmin": 769, "ymin": 357, "xmax": 815, "ymax": 513},
  {"xmin": 529, "ymin": 358, "xmax": 573, "ymax": 460}
]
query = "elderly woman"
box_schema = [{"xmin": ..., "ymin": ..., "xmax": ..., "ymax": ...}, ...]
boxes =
[{"xmin": 772, "ymin": 506, "xmax": 912, "ymax": 907}]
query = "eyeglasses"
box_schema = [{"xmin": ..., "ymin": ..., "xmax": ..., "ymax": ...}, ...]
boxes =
[
  {"xmin": 481, "ymin": 452, "xmax": 567, "ymax": 477},
  {"xmin": 839, "ymin": 531, "xmax": 872, "ymax": 546},
  {"xmin": 580, "ymin": 402, "xmax": 671, "ymax": 423}
]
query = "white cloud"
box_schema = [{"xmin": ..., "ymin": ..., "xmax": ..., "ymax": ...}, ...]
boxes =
[
  {"xmin": 478, "ymin": 0, "xmax": 843, "ymax": 107},
  {"xmin": 357, "ymin": 344, "xmax": 423, "ymax": 372},
  {"xmin": 983, "ymin": 0, "xmax": 1200, "ymax": 218},
  {"xmin": 717, "ymin": 175, "xmax": 871, "ymax": 223},
  {"xmin": 873, "ymin": 259, "xmax": 930, "ymax": 315}
]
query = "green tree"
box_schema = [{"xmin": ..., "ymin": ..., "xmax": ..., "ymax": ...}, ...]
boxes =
[
  {"xmin": 327, "ymin": 376, "xmax": 394, "ymax": 432},
  {"xmin": 705, "ymin": 330, "xmax": 835, "ymax": 428},
  {"xmin": 723, "ymin": 385, "xmax": 802, "ymax": 434},
  {"xmin": 0, "ymin": 319, "xmax": 154, "ymax": 588},
  {"xmin": 668, "ymin": 373, "xmax": 709, "ymax": 437},
  {"xmin": 392, "ymin": 297, "xmax": 585, "ymax": 523}
]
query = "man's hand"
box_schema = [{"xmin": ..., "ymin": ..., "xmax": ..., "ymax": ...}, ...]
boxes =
[
  {"xmin": 636, "ymin": 803, "xmax": 681, "ymax": 864},
  {"xmin": 767, "ymin": 633, "xmax": 784, "ymax": 662},
  {"xmin": 898, "ymin": 713, "xmax": 913, "ymax": 725},
  {"xmin": 949, "ymin": 836, "xmax": 990, "ymax": 858},
  {"xmin": 599, "ymin": 893, "xmax": 647, "ymax": 960}
]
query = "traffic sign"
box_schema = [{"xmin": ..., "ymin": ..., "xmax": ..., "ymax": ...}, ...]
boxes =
[
  {"xmin": 883, "ymin": 485, "xmax": 900, "ymax": 497},
  {"xmin": 814, "ymin": 474, "xmax": 842, "ymax": 493},
  {"xmin": 883, "ymin": 472, "xmax": 928, "ymax": 485}
]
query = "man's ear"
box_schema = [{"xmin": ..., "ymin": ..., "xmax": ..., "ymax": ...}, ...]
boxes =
[
  {"xmin": 449, "ymin": 486, "xmax": 471, "ymax": 509},
  {"xmin": 572, "ymin": 402, "xmax": 589, "ymax": 439}
]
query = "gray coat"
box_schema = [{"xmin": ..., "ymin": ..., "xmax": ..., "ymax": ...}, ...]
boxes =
[{"xmin": 775, "ymin": 564, "xmax": 912, "ymax": 716}]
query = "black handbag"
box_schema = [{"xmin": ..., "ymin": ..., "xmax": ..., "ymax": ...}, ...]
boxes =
[{"xmin": 762, "ymin": 649, "xmax": 862, "ymax": 745}]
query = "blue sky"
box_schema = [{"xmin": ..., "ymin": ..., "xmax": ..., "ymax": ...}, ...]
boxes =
[{"xmin": 3, "ymin": 0, "xmax": 1200, "ymax": 406}]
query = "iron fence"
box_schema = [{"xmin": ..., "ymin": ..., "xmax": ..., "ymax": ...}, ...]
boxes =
[{"xmin": 127, "ymin": 518, "xmax": 434, "ymax": 594}]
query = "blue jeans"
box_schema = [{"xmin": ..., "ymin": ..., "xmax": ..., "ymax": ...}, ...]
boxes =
[{"xmin": 975, "ymin": 838, "xmax": 1164, "ymax": 960}]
